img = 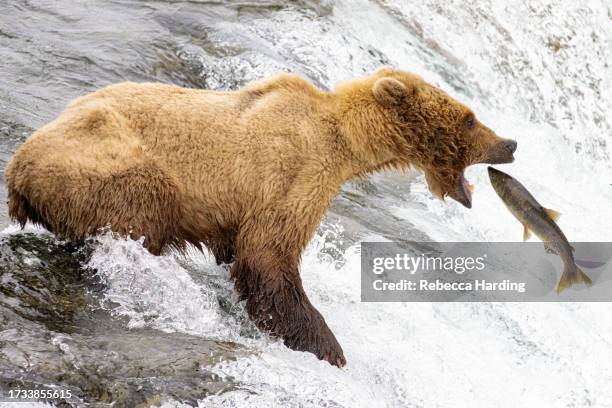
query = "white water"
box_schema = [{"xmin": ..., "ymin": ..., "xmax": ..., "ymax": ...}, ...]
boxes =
[
  {"xmin": 83, "ymin": 232, "xmax": 612, "ymax": 407},
  {"xmin": 5, "ymin": 0, "xmax": 612, "ymax": 406}
]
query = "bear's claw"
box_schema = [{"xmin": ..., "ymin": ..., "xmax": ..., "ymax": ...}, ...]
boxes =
[
  {"xmin": 282, "ymin": 305, "xmax": 346, "ymax": 368},
  {"xmin": 233, "ymin": 258, "xmax": 345, "ymax": 367}
]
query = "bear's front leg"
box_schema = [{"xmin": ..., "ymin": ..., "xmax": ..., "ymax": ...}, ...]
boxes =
[{"xmin": 231, "ymin": 257, "xmax": 345, "ymax": 367}]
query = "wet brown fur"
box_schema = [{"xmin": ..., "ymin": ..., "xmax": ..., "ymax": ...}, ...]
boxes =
[{"xmin": 5, "ymin": 67, "xmax": 508, "ymax": 366}]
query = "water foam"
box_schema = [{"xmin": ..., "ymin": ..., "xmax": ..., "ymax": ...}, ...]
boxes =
[{"xmin": 93, "ymin": 232, "xmax": 609, "ymax": 407}]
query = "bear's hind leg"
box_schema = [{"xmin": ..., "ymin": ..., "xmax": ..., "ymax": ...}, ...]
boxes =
[
  {"xmin": 231, "ymin": 255, "xmax": 345, "ymax": 367},
  {"xmin": 8, "ymin": 189, "xmax": 44, "ymax": 229},
  {"xmin": 87, "ymin": 162, "xmax": 186, "ymax": 255},
  {"xmin": 8, "ymin": 160, "xmax": 186, "ymax": 255}
]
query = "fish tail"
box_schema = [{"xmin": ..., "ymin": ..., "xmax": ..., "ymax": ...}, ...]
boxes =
[{"xmin": 556, "ymin": 264, "xmax": 593, "ymax": 293}]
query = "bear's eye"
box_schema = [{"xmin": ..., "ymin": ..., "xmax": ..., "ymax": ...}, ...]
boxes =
[{"xmin": 466, "ymin": 116, "xmax": 475, "ymax": 130}]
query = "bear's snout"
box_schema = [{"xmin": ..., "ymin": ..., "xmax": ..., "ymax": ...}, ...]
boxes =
[
  {"xmin": 503, "ymin": 139, "xmax": 517, "ymax": 155},
  {"xmin": 481, "ymin": 138, "xmax": 517, "ymax": 164}
]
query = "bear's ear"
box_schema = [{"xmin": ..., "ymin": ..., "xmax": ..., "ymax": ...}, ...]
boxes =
[{"xmin": 372, "ymin": 77, "xmax": 411, "ymax": 106}]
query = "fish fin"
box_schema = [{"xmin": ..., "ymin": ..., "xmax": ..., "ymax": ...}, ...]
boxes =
[
  {"xmin": 544, "ymin": 242, "xmax": 556, "ymax": 254},
  {"xmin": 544, "ymin": 208, "xmax": 561, "ymax": 222},
  {"xmin": 556, "ymin": 264, "xmax": 592, "ymax": 294},
  {"xmin": 522, "ymin": 224, "xmax": 532, "ymax": 241}
]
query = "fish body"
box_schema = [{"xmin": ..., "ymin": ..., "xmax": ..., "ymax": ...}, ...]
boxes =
[{"xmin": 487, "ymin": 167, "xmax": 591, "ymax": 293}]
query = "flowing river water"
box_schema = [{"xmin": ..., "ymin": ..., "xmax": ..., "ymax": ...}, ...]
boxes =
[{"xmin": 1, "ymin": 1, "xmax": 612, "ymax": 407}]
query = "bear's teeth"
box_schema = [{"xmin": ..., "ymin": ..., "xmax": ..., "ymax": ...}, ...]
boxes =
[
  {"xmin": 462, "ymin": 176, "xmax": 474, "ymax": 198},
  {"xmin": 467, "ymin": 182, "xmax": 475, "ymax": 195}
]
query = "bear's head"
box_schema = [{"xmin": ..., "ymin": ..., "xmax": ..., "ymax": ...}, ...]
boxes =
[{"xmin": 370, "ymin": 68, "xmax": 517, "ymax": 208}]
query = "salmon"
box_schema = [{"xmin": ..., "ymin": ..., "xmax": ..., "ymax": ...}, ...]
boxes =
[{"xmin": 488, "ymin": 167, "xmax": 591, "ymax": 293}]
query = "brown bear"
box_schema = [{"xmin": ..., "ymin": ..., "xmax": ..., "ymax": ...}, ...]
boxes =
[{"xmin": 5, "ymin": 67, "xmax": 516, "ymax": 367}]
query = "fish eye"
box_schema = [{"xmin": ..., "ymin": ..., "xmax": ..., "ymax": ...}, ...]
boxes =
[{"xmin": 466, "ymin": 116, "xmax": 475, "ymax": 130}]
